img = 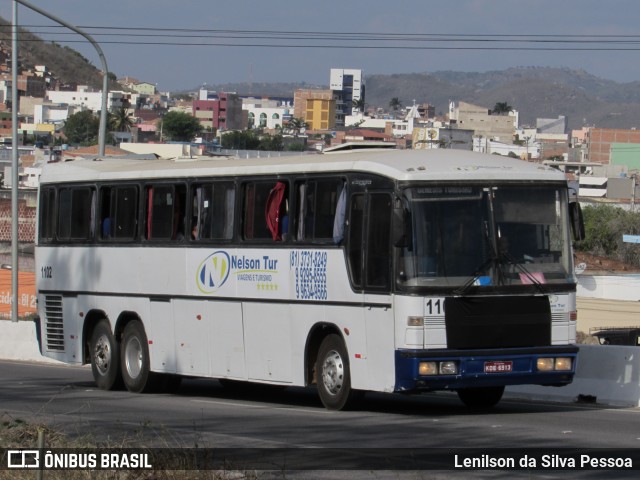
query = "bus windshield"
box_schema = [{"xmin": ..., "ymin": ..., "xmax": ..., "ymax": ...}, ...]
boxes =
[{"xmin": 396, "ymin": 184, "xmax": 574, "ymax": 291}]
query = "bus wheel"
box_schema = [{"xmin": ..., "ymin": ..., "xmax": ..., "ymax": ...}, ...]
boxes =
[
  {"xmin": 121, "ymin": 320, "xmax": 156, "ymax": 393},
  {"xmin": 316, "ymin": 334, "xmax": 361, "ymax": 410},
  {"xmin": 457, "ymin": 386, "xmax": 505, "ymax": 409},
  {"xmin": 90, "ymin": 319, "xmax": 122, "ymax": 390}
]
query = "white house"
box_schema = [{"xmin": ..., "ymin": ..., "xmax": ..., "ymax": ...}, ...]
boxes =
[
  {"xmin": 46, "ymin": 87, "xmax": 127, "ymax": 112},
  {"xmin": 243, "ymin": 98, "xmax": 292, "ymax": 130}
]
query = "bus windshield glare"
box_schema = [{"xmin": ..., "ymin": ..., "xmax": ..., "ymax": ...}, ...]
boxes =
[{"xmin": 396, "ymin": 184, "xmax": 574, "ymax": 290}]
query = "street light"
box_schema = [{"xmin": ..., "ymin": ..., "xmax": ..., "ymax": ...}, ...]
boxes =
[{"xmin": 11, "ymin": 0, "xmax": 110, "ymax": 322}]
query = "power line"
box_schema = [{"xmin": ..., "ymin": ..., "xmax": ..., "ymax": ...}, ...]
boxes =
[{"xmin": 3, "ymin": 24, "xmax": 640, "ymax": 51}]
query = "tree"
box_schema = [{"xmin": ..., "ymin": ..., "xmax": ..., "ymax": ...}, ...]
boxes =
[
  {"xmin": 63, "ymin": 110, "xmax": 101, "ymax": 145},
  {"xmin": 221, "ymin": 130, "xmax": 260, "ymax": 150},
  {"xmin": 492, "ymin": 102, "xmax": 512, "ymax": 115},
  {"xmin": 285, "ymin": 117, "xmax": 308, "ymax": 137},
  {"xmin": 259, "ymin": 133, "xmax": 284, "ymax": 151},
  {"xmin": 576, "ymin": 205, "xmax": 640, "ymax": 267},
  {"xmin": 352, "ymin": 98, "xmax": 366, "ymax": 113},
  {"xmin": 109, "ymin": 107, "xmax": 135, "ymax": 132},
  {"xmin": 389, "ymin": 97, "xmax": 402, "ymax": 115},
  {"xmin": 159, "ymin": 111, "xmax": 202, "ymax": 142}
]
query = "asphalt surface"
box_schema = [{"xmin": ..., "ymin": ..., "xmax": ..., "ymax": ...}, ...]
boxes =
[{"xmin": 1, "ymin": 360, "xmax": 639, "ymax": 479}]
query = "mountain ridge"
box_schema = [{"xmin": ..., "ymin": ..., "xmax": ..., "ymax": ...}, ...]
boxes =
[{"xmin": 197, "ymin": 67, "xmax": 640, "ymax": 130}]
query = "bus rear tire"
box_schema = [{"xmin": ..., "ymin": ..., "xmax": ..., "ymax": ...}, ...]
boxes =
[
  {"xmin": 457, "ymin": 386, "xmax": 505, "ymax": 409},
  {"xmin": 90, "ymin": 319, "xmax": 122, "ymax": 390},
  {"xmin": 121, "ymin": 320, "xmax": 157, "ymax": 393},
  {"xmin": 316, "ymin": 334, "xmax": 362, "ymax": 410}
]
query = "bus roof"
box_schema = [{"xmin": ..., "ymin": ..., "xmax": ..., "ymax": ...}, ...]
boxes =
[{"xmin": 39, "ymin": 149, "xmax": 567, "ymax": 185}]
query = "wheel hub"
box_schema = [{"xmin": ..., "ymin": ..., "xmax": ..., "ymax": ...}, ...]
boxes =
[
  {"xmin": 125, "ymin": 336, "xmax": 143, "ymax": 379},
  {"xmin": 321, "ymin": 349, "xmax": 344, "ymax": 395},
  {"xmin": 94, "ymin": 335, "xmax": 111, "ymax": 376}
]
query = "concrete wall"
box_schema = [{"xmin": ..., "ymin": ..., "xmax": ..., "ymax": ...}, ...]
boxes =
[
  {"xmin": 0, "ymin": 320, "xmax": 60, "ymax": 364},
  {"xmin": 577, "ymin": 275, "xmax": 640, "ymax": 302},
  {"xmin": 507, "ymin": 345, "xmax": 640, "ymax": 407}
]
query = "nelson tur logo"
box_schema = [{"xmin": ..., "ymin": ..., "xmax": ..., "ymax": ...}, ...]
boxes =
[{"xmin": 197, "ymin": 251, "xmax": 231, "ymax": 293}]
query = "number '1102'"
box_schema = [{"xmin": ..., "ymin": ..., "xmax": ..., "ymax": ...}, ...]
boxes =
[{"xmin": 41, "ymin": 266, "xmax": 52, "ymax": 279}]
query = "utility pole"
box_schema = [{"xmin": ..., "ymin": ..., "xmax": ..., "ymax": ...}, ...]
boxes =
[{"xmin": 11, "ymin": 0, "xmax": 110, "ymax": 321}]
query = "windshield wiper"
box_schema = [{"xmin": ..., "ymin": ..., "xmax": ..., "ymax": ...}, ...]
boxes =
[
  {"xmin": 453, "ymin": 256, "xmax": 494, "ymax": 296},
  {"xmin": 499, "ymin": 250, "xmax": 547, "ymax": 294},
  {"xmin": 453, "ymin": 250, "xmax": 546, "ymax": 296}
]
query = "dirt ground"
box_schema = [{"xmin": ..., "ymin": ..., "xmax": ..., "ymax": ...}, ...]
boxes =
[{"xmin": 575, "ymin": 251, "xmax": 640, "ymax": 274}]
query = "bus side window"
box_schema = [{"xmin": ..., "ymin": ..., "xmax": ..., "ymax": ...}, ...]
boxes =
[
  {"xmin": 294, "ymin": 178, "xmax": 343, "ymax": 242},
  {"xmin": 192, "ymin": 182, "xmax": 235, "ymax": 241},
  {"xmin": 365, "ymin": 193, "xmax": 392, "ymax": 289},
  {"xmin": 347, "ymin": 193, "xmax": 365, "ymax": 288},
  {"xmin": 109, "ymin": 185, "xmax": 138, "ymax": 241},
  {"xmin": 265, "ymin": 181, "xmax": 287, "ymax": 241},
  {"xmin": 39, "ymin": 187, "xmax": 56, "ymax": 243},
  {"xmin": 99, "ymin": 187, "xmax": 112, "ymax": 240},
  {"xmin": 243, "ymin": 181, "xmax": 278, "ymax": 240},
  {"xmin": 145, "ymin": 184, "xmax": 186, "ymax": 241},
  {"xmin": 57, "ymin": 186, "xmax": 94, "ymax": 241}
]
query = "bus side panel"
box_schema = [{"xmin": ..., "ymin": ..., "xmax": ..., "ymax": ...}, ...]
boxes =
[
  {"xmin": 550, "ymin": 294, "xmax": 577, "ymax": 345},
  {"xmin": 244, "ymin": 303, "xmax": 292, "ymax": 383},
  {"xmin": 172, "ymin": 299, "xmax": 211, "ymax": 377},
  {"xmin": 36, "ymin": 294, "xmax": 83, "ymax": 364},
  {"xmin": 290, "ymin": 303, "xmax": 326, "ymax": 386},
  {"xmin": 207, "ymin": 300, "xmax": 245, "ymax": 379},
  {"xmin": 147, "ymin": 300, "xmax": 176, "ymax": 374},
  {"xmin": 363, "ymin": 294, "xmax": 396, "ymax": 393}
]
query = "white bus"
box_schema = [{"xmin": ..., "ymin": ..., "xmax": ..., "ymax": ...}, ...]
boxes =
[{"xmin": 35, "ymin": 149, "xmax": 583, "ymax": 410}]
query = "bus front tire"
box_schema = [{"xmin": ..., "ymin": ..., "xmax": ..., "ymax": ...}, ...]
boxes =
[
  {"xmin": 457, "ymin": 386, "xmax": 505, "ymax": 409},
  {"xmin": 121, "ymin": 320, "xmax": 157, "ymax": 393},
  {"xmin": 316, "ymin": 334, "xmax": 362, "ymax": 410},
  {"xmin": 90, "ymin": 319, "xmax": 122, "ymax": 390}
]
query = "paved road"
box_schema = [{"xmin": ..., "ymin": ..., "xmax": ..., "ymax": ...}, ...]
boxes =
[{"xmin": 1, "ymin": 360, "xmax": 639, "ymax": 478}]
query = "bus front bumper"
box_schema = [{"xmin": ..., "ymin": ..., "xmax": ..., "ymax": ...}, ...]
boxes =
[{"xmin": 394, "ymin": 345, "xmax": 579, "ymax": 392}]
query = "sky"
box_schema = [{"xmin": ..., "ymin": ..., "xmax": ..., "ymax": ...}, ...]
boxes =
[{"xmin": 3, "ymin": 0, "xmax": 640, "ymax": 91}]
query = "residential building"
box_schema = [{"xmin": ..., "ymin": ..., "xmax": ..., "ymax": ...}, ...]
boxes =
[
  {"xmin": 449, "ymin": 101, "xmax": 517, "ymax": 143},
  {"xmin": 586, "ymin": 127, "xmax": 640, "ymax": 165},
  {"xmin": 304, "ymin": 97, "xmax": 335, "ymax": 131},
  {"xmin": 537, "ymin": 115, "xmax": 568, "ymax": 135},
  {"xmin": 16, "ymin": 73, "xmax": 47, "ymax": 99},
  {"xmin": 345, "ymin": 114, "xmax": 417, "ymax": 137},
  {"xmin": 329, "ymin": 68, "xmax": 364, "ymax": 127},
  {"xmin": 0, "ymin": 79, "xmax": 11, "ymax": 110},
  {"xmin": 130, "ymin": 82, "xmax": 156, "ymax": 95},
  {"xmin": 413, "ymin": 126, "xmax": 474, "ymax": 151},
  {"xmin": 46, "ymin": 87, "xmax": 127, "ymax": 112},
  {"xmin": 243, "ymin": 98, "xmax": 292, "ymax": 130},
  {"xmin": 293, "ymin": 89, "xmax": 335, "ymax": 130},
  {"xmin": 192, "ymin": 92, "xmax": 244, "ymax": 131}
]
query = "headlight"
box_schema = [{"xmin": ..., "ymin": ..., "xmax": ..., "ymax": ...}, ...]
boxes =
[
  {"xmin": 439, "ymin": 361, "xmax": 458, "ymax": 375},
  {"xmin": 555, "ymin": 357, "xmax": 572, "ymax": 371},
  {"xmin": 419, "ymin": 362, "xmax": 438, "ymax": 375},
  {"xmin": 537, "ymin": 358, "xmax": 554, "ymax": 371}
]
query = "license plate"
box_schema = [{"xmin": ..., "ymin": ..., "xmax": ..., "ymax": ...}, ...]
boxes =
[{"xmin": 484, "ymin": 361, "xmax": 513, "ymax": 373}]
